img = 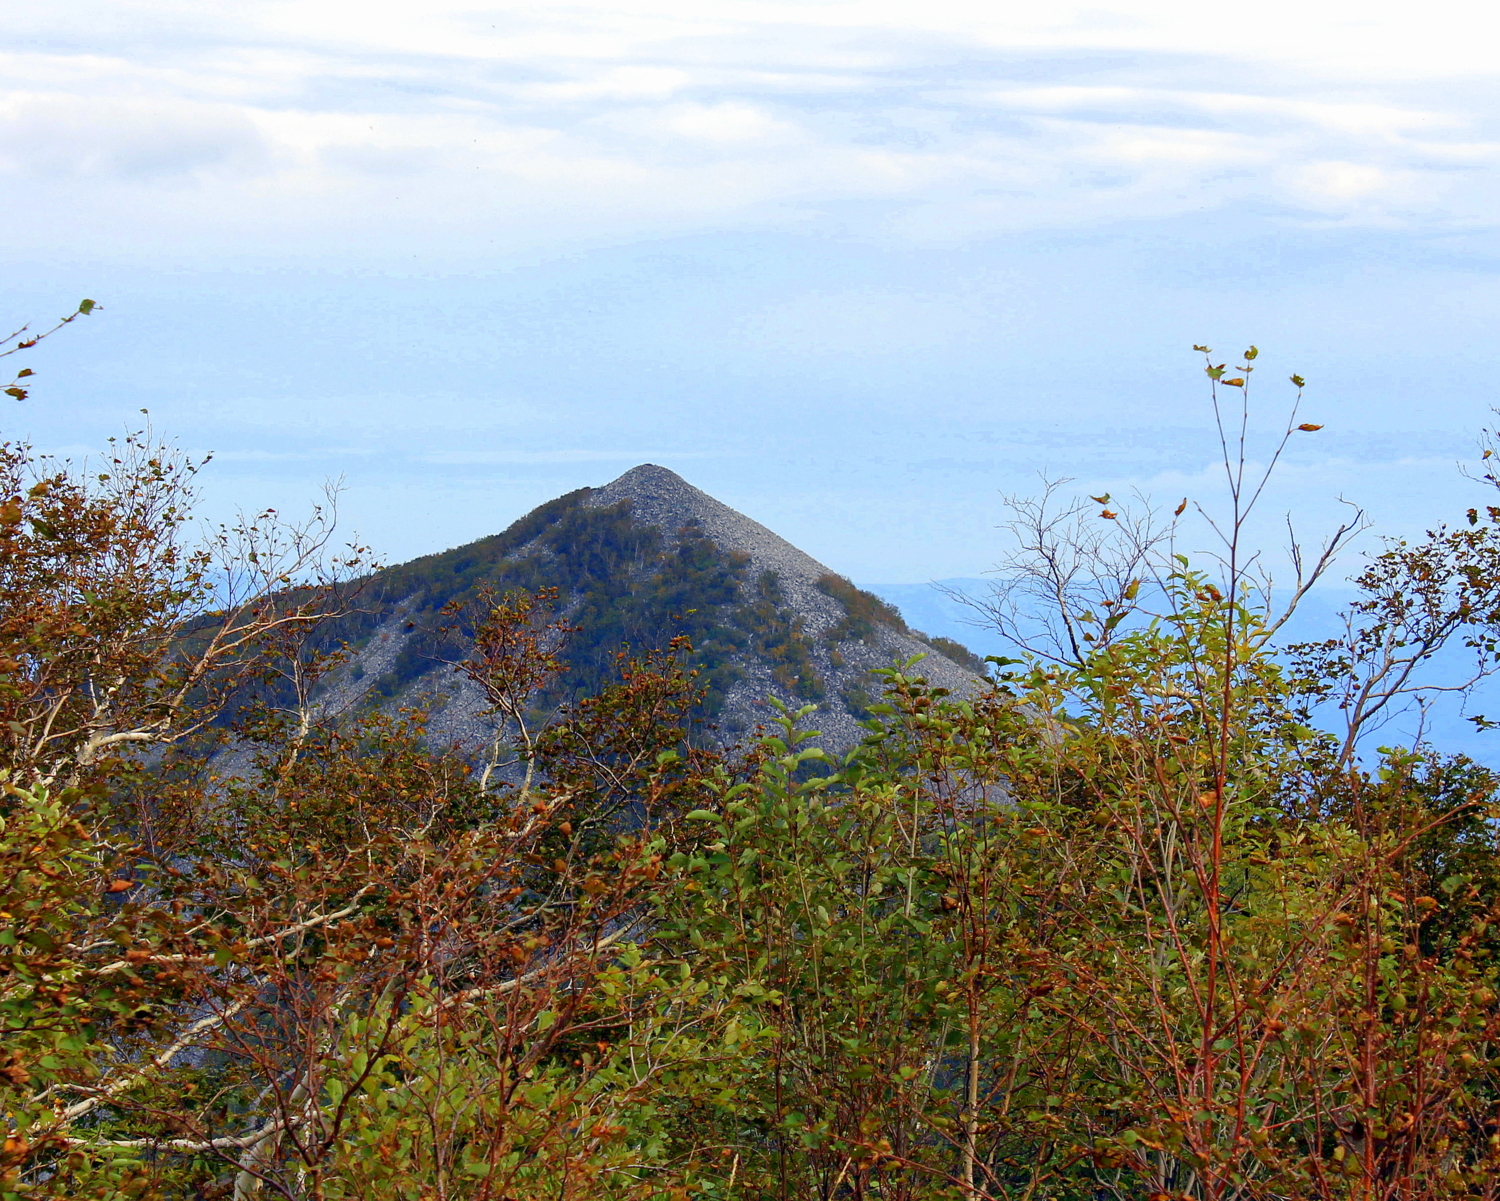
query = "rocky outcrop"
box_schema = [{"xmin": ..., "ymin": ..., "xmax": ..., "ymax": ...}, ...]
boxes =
[
  {"xmin": 583, "ymin": 464, "xmax": 980, "ymax": 747},
  {"xmin": 316, "ymin": 464, "xmax": 984, "ymax": 754}
]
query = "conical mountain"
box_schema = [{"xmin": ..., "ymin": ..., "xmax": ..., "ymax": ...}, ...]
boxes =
[
  {"xmin": 587, "ymin": 464, "xmax": 840, "ymax": 599},
  {"xmin": 316, "ymin": 464, "xmax": 985, "ymax": 751}
]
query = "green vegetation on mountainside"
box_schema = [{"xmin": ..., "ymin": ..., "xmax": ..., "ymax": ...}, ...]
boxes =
[
  {"xmin": 313, "ymin": 493, "xmax": 953, "ymax": 721},
  {"xmin": 736, "ymin": 570, "xmax": 824, "ymax": 700},
  {"xmin": 815, "ymin": 571, "xmax": 987, "ymax": 673},
  {"xmin": 342, "ymin": 495, "xmax": 752, "ymax": 712}
]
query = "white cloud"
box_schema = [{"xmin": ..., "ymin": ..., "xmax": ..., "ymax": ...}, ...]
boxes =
[
  {"xmin": 1296, "ymin": 160, "xmax": 1396, "ymax": 201},
  {"xmin": 658, "ymin": 101, "xmax": 791, "ymax": 146},
  {"xmin": 1, "ymin": 0, "xmax": 1498, "ymax": 259},
  {"xmin": 0, "ymin": 93, "xmax": 271, "ymax": 180}
]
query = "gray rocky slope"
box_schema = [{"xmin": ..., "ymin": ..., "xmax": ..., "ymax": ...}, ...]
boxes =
[
  {"xmin": 585, "ymin": 465, "xmax": 982, "ymax": 747},
  {"xmin": 316, "ymin": 464, "xmax": 984, "ymax": 754}
]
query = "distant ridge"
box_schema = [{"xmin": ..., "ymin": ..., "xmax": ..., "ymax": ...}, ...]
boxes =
[{"xmin": 314, "ymin": 464, "xmax": 985, "ymax": 752}]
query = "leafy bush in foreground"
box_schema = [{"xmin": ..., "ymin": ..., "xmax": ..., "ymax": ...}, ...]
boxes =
[{"xmin": 8, "ymin": 344, "xmax": 1500, "ymax": 1198}]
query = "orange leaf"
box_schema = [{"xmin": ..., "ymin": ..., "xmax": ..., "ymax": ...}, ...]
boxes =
[{"xmin": 1296, "ymin": 423, "xmax": 1323, "ymax": 432}]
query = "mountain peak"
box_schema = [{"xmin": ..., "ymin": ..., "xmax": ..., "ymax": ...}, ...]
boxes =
[
  {"xmin": 588, "ymin": 464, "xmax": 833, "ymax": 589},
  {"xmin": 601, "ymin": 463, "xmax": 691, "ymax": 490},
  {"xmin": 322, "ymin": 463, "xmax": 984, "ymax": 753},
  {"xmin": 591, "ymin": 463, "xmax": 726, "ymax": 525}
]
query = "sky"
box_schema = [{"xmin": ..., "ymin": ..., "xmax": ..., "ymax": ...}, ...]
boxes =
[{"xmin": 7, "ymin": 0, "xmax": 1500, "ymax": 603}]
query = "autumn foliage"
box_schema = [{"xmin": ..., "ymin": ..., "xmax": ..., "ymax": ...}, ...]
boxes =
[{"xmin": 5, "ymin": 340, "xmax": 1500, "ymax": 1200}]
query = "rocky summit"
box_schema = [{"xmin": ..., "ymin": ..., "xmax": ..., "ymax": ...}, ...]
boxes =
[{"xmin": 315, "ymin": 464, "xmax": 986, "ymax": 751}]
